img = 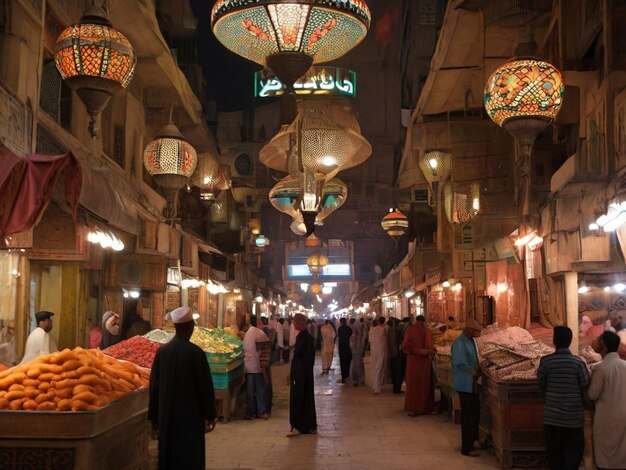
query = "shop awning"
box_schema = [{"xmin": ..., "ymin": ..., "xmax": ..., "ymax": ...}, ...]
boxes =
[{"xmin": 0, "ymin": 144, "xmax": 81, "ymax": 238}]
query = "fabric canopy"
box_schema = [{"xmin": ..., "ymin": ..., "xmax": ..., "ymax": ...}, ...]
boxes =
[{"xmin": 0, "ymin": 144, "xmax": 82, "ymax": 238}]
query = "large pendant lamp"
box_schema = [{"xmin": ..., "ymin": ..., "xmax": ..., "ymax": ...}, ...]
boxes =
[
  {"xmin": 484, "ymin": 58, "xmax": 564, "ymax": 216},
  {"xmin": 54, "ymin": 3, "xmax": 136, "ymax": 136},
  {"xmin": 143, "ymin": 120, "xmax": 198, "ymax": 219},
  {"xmin": 211, "ymin": 0, "xmax": 371, "ymax": 88},
  {"xmin": 443, "ymin": 181, "xmax": 480, "ymax": 224}
]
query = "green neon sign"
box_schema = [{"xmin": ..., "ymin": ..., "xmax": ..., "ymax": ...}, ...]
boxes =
[{"xmin": 254, "ymin": 66, "xmax": 356, "ymax": 98}]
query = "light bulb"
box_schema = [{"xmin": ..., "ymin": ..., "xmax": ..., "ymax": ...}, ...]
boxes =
[{"xmin": 578, "ymin": 286, "xmax": 590, "ymax": 294}]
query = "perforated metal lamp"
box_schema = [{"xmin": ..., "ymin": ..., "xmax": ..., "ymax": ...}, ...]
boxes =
[
  {"xmin": 485, "ymin": 58, "xmax": 564, "ymax": 216},
  {"xmin": 260, "ymin": 99, "xmax": 372, "ymax": 177},
  {"xmin": 419, "ymin": 150, "xmax": 451, "ymax": 183},
  {"xmin": 211, "ymin": 0, "xmax": 371, "ymax": 88},
  {"xmin": 143, "ymin": 122, "xmax": 198, "ymax": 218},
  {"xmin": 54, "ymin": 4, "xmax": 136, "ymax": 137},
  {"xmin": 443, "ymin": 181, "xmax": 480, "ymax": 224},
  {"xmin": 307, "ymin": 252, "xmax": 329, "ymax": 277}
]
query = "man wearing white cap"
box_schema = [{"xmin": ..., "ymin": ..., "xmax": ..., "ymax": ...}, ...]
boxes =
[
  {"xmin": 451, "ymin": 317, "xmax": 483, "ymax": 457},
  {"xmin": 149, "ymin": 307, "xmax": 217, "ymax": 470}
]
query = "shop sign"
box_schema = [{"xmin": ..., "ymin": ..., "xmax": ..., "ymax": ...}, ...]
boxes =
[{"xmin": 254, "ymin": 67, "xmax": 356, "ymax": 98}]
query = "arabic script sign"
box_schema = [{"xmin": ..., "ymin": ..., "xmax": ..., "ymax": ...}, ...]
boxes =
[{"xmin": 254, "ymin": 67, "xmax": 356, "ymax": 98}]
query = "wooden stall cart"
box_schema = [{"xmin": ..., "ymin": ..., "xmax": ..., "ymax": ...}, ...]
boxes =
[
  {"xmin": 0, "ymin": 389, "xmax": 149, "ymax": 470},
  {"xmin": 209, "ymin": 357, "xmax": 244, "ymax": 423},
  {"xmin": 479, "ymin": 374, "xmax": 547, "ymax": 468}
]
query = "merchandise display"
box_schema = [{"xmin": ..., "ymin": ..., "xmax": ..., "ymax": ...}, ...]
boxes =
[
  {"xmin": 0, "ymin": 347, "xmax": 148, "ymax": 411},
  {"xmin": 143, "ymin": 329, "xmax": 174, "ymax": 344},
  {"xmin": 191, "ymin": 326, "xmax": 243, "ymax": 362},
  {"xmin": 102, "ymin": 335, "xmax": 161, "ymax": 369}
]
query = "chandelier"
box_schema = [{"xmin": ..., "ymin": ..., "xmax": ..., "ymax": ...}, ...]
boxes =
[
  {"xmin": 143, "ymin": 121, "xmax": 197, "ymax": 218},
  {"xmin": 484, "ymin": 58, "xmax": 564, "ymax": 216},
  {"xmin": 269, "ymin": 174, "xmax": 347, "ymax": 235},
  {"xmin": 211, "ymin": 0, "xmax": 371, "ymax": 88},
  {"xmin": 54, "ymin": 3, "xmax": 136, "ymax": 136},
  {"xmin": 260, "ymin": 99, "xmax": 371, "ymax": 178},
  {"xmin": 443, "ymin": 181, "xmax": 480, "ymax": 224}
]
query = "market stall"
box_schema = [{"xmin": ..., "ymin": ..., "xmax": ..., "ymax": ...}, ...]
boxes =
[{"xmin": 0, "ymin": 347, "xmax": 149, "ymax": 469}]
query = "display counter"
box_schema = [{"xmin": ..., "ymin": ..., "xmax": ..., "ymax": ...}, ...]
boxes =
[
  {"xmin": 0, "ymin": 388, "xmax": 149, "ymax": 470},
  {"xmin": 479, "ymin": 373, "xmax": 546, "ymax": 468},
  {"xmin": 208, "ymin": 356, "xmax": 244, "ymax": 423}
]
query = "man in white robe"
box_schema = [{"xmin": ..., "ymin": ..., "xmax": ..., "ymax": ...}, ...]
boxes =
[
  {"xmin": 369, "ymin": 317, "xmax": 388, "ymax": 394},
  {"xmin": 20, "ymin": 311, "xmax": 58, "ymax": 364},
  {"xmin": 588, "ymin": 331, "xmax": 626, "ymax": 470}
]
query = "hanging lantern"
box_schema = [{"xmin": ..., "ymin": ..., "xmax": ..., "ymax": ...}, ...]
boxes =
[
  {"xmin": 418, "ymin": 150, "xmax": 451, "ymax": 183},
  {"xmin": 211, "ymin": 0, "xmax": 371, "ymax": 88},
  {"xmin": 310, "ymin": 283, "xmax": 322, "ymax": 294},
  {"xmin": 143, "ymin": 122, "xmax": 197, "ymax": 218},
  {"xmin": 305, "ymin": 233, "xmax": 320, "ymax": 247},
  {"xmin": 260, "ymin": 99, "xmax": 372, "ymax": 177},
  {"xmin": 248, "ymin": 218, "xmax": 261, "ymax": 235},
  {"xmin": 381, "ymin": 208, "xmax": 409, "ymax": 238},
  {"xmin": 192, "ymin": 155, "xmax": 231, "ymax": 207},
  {"xmin": 269, "ymin": 174, "xmax": 347, "ymax": 235},
  {"xmin": 255, "ymin": 234, "xmax": 268, "ymax": 247},
  {"xmin": 307, "ymin": 252, "xmax": 329, "ymax": 277},
  {"xmin": 485, "ymin": 59, "xmax": 564, "ymax": 216},
  {"xmin": 54, "ymin": 4, "xmax": 136, "ymax": 137},
  {"xmin": 443, "ymin": 181, "xmax": 480, "ymax": 224}
]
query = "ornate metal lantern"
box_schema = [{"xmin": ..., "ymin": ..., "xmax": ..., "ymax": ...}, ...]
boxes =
[
  {"xmin": 443, "ymin": 181, "xmax": 480, "ymax": 224},
  {"xmin": 192, "ymin": 157, "xmax": 231, "ymax": 207},
  {"xmin": 484, "ymin": 58, "xmax": 564, "ymax": 216},
  {"xmin": 381, "ymin": 208, "xmax": 409, "ymax": 238},
  {"xmin": 54, "ymin": 4, "xmax": 136, "ymax": 136},
  {"xmin": 211, "ymin": 0, "xmax": 371, "ymax": 88},
  {"xmin": 143, "ymin": 122, "xmax": 197, "ymax": 218},
  {"xmin": 260, "ymin": 99, "xmax": 371, "ymax": 178},
  {"xmin": 307, "ymin": 252, "xmax": 329, "ymax": 277}
]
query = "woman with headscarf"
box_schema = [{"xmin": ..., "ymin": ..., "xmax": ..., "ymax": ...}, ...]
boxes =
[{"xmin": 100, "ymin": 311, "xmax": 121, "ymax": 349}]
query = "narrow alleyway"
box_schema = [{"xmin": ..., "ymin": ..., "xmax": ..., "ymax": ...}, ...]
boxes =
[{"xmin": 151, "ymin": 352, "xmax": 504, "ymax": 469}]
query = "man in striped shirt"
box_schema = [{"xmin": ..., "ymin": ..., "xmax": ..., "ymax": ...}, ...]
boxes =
[{"xmin": 537, "ymin": 326, "xmax": 589, "ymax": 470}]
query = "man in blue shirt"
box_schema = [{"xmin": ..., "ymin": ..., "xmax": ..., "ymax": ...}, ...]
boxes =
[
  {"xmin": 537, "ymin": 326, "xmax": 589, "ymax": 470},
  {"xmin": 451, "ymin": 317, "xmax": 483, "ymax": 457}
]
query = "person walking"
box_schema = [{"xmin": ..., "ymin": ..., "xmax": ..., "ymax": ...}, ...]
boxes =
[
  {"xmin": 243, "ymin": 315, "xmax": 270, "ymax": 420},
  {"xmin": 289, "ymin": 313, "xmax": 317, "ymax": 436},
  {"xmin": 260, "ymin": 316, "xmax": 275, "ymax": 415},
  {"xmin": 587, "ymin": 331, "xmax": 626, "ymax": 470},
  {"xmin": 148, "ymin": 307, "xmax": 217, "ymax": 470},
  {"xmin": 20, "ymin": 311, "xmax": 58, "ymax": 364},
  {"xmin": 320, "ymin": 320, "xmax": 336, "ymax": 374},
  {"xmin": 387, "ymin": 318, "xmax": 403, "ymax": 394},
  {"xmin": 337, "ymin": 317, "xmax": 353, "ymax": 384},
  {"xmin": 451, "ymin": 317, "xmax": 483, "ymax": 457},
  {"xmin": 537, "ymin": 326, "xmax": 589, "ymax": 470},
  {"xmin": 402, "ymin": 315, "xmax": 435, "ymax": 415},
  {"xmin": 349, "ymin": 318, "xmax": 365, "ymax": 386},
  {"xmin": 369, "ymin": 317, "xmax": 388, "ymax": 394}
]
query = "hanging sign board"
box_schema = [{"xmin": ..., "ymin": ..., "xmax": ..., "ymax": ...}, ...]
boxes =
[{"xmin": 254, "ymin": 66, "xmax": 356, "ymax": 98}]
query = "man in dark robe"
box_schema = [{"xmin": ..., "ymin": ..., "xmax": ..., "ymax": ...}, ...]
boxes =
[
  {"xmin": 288, "ymin": 313, "xmax": 317, "ymax": 436},
  {"xmin": 402, "ymin": 315, "xmax": 435, "ymax": 416},
  {"xmin": 337, "ymin": 317, "xmax": 353, "ymax": 383},
  {"xmin": 149, "ymin": 307, "xmax": 217, "ymax": 469}
]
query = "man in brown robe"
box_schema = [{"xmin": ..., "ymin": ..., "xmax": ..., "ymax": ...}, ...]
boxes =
[{"xmin": 401, "ymin": 315, "xmax": 434, "ymax": 416}]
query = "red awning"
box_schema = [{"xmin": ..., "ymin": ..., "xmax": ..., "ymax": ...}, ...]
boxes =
[{"xmin": 0, "ymin": 144, "xmax": 82, "ymax": 238}]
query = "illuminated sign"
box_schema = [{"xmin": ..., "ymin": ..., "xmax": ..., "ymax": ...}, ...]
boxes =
[
  {"xmin": 254, "ymin": 66, "xmax": 356, "ymax": 98},
  {"xmin": 288, "ymin": 264, "xmax": 352, "ymax": 279}
]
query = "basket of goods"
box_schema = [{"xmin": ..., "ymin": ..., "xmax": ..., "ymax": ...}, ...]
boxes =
[
  {"xmin": 102, "ymin": 335, "xmax": 161, "ymax": 369},
  {"xmin": 143, "ymin": 329, "xmax": 174, "ymax": 344},
  {"xmin": 191, "ymin": 326, "xmax": 243, "ymax": 363}
]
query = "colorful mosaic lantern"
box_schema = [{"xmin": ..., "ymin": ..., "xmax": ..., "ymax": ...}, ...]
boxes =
[
  {"xmin": 260, "ymin": 99, "xmax": 371, "ymax": 176},
  {"xmin": 54, "ymin": 4, "xmax": 136, "ymax": 136},
  {"xmin": 484, "ymin": 58, "xmax": 564, "ymax": 217},
  {"xmin": 211, "ymin": 0, "xmax": 370, "ymax": 87},
  {"xmin": 381, "ymin": 208, "xmax": 409, "ymax": 238}
]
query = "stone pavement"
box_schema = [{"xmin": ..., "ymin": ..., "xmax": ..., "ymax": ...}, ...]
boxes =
[{"xmin": 150, "ymin": 351, "xmax": 506, "ymax": 469}]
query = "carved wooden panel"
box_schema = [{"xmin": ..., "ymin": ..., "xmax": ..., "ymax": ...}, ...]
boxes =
[
  {"xmin": 104, "ymin": 254, "xmax": 166, "ymax": 290},
  {"xmin": 0, "ymin": 83, "xmax": 32, "ymax": 154}
]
